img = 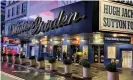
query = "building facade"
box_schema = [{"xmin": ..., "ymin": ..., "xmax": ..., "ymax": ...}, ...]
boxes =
[
  {"xmin": 1, "ymin": 1, "xmax": 6, "ymax": 35},
  {"xmin": 3, "ymin": 1, "xmax": 79, "ymax": 56},
  {"xmin": 5, "ymin": 1, "xmax": 27, "ymax": 36},
  {"xmin": 3, "ymin": 1, "xmax": 28, "ymax": 55},
  {"xmin": 5, "ymin": 0, "xmax": 133, "ymax": 68}
]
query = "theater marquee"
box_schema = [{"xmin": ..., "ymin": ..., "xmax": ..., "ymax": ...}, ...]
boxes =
[{"xmin": 99, "ymin": 0, "xmax": 133, "ymax": 34}]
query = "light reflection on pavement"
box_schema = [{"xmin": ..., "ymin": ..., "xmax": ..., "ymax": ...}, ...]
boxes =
[
  {"xmin": 1, "ymin": 62, "xmax": 133, "ymax": 80},
  {"xmin": 1, "ymin": 62, "xmax": 71, "ymax": 80}
]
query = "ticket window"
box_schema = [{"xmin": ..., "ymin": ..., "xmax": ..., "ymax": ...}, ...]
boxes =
[{"xmin": 92, "ymin": 45, "xmax": 104, "ymax": 63}]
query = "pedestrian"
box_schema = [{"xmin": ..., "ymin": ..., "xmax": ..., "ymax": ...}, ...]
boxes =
[
  {"xmin": 67, "ymin": 52, "xmax": 71, "ymax": 60},
  {"xmin": 57, "ymin": 50, "xmax": 61, "ymax": 61},
  {"xmin": 72, "ymin": 54, "xmax": 75, "ymax": 63},
  {"xmin": 63, "ymin": 51, "xmax": 67, "ymax": 60},
  {"xmin": 76, "ymin": 54, "xmax": 80, "ymax": 63}
]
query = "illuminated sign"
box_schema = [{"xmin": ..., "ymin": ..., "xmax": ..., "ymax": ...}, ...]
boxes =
[
  {"xmin": 92, "ymin": 33, "xmax": 104, "ymax": 44},
  {"xmin": 11, "ymin": 10, "xmax": 85, "ymax": 36},
  {"xmin": 105, "ymin": 37, "xmax": 130, "ymax": 42},
  {"xmin": 104, "ymin": 36, "xmax": 131, "ymax": 43},
  {"xmin": 99, "ymin": 1, "xmax": 133, "ymax": 34},
  {"xmin": 31, "ymin": 39, "xmax": 39, "ymax": 44}
]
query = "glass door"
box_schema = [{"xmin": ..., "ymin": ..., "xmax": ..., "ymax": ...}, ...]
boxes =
[
  {"xmin": 92, "ymin": 45, "xmax": 104, "ymax": 63},
  {"xmin": 122, "ymin": 50, "xmax": 132, "ymax": 68}
]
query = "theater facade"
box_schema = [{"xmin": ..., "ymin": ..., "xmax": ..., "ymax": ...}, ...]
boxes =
[{"xmin": 8, "ymin": 1, "xmax": 133, "ymax": 68}]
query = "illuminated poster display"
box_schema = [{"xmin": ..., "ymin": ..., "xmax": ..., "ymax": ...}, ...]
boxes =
[
  {"xmin": 93, "ymin": 33, "xmax": 104, "ymax": 44},
  {"xmin": 107, "ymin": 46, "xmax": 116, "ymax": 59},
  {"xmin": 43, "ymin": 47, "xmax": 46, "ymax": 52},
  {"xmin": 62, "ymin": 45, "xmax": 67, "ymax": 53},
  {"xmin": 31, "ymin": 46, "xmax": 39, "ymax": 57},
  {"xmin": 82, "ymin": 45, "xmax": 88, "ymax": 58}
]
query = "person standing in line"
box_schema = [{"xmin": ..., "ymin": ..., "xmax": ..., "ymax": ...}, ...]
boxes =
[
  {"xmin": 63, "ymin": 51, "xmax": 67, "ymax": 60},
  {"xmin": 72, "ymin": 54, "xmax": 74, "ymax": 63},
  {"xmin": 57, "ymin": 50, "xmax": 61, "ymax": 61},
  {"xmin": 67, "ymin": 52, "xmax": 71, "ymax": 60},
  {"xmin": 76, "ymin": 54, "xmax": 80, "ymax": 63}
]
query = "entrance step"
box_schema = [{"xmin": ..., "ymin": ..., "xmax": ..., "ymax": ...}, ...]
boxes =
[{"xmin": 91, "ymin": 63, "xmax": 105, "ymax": 71}]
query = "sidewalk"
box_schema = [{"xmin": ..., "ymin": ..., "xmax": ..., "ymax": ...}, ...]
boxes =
[
  {"xmin": 42, "ymin": 60, "xmax": 133, "ymax": 80},
  {"xmin": 44, "ymin": 60, "xmax": 102, "ymax": 78},
  {"xmin": 1, "ymin": 60, "xmax": 133, "ymax": 80}
]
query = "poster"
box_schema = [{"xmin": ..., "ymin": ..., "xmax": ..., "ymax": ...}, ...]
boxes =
[
  {"xmin": 82, "ymin": 45, "xmax": 88, "ymax": 59},
  {"xmin": 107, "ymin": 46, "xmax": 116, "ymax": 59},
  {"xmin": 43, "ymin": 48, "xmax": 46, "ymax": 52},
  {"xmin": 62, "ymin": 45, "xmax": 67, "ymax": 53}
]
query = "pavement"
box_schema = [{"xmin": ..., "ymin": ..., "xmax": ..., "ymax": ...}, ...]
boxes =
[
  {"xmin": 44, "ymin": 60, "xmax": 133, "ymax": 80},
  {"xmin": 1, "ymin": 60, "xmax": 133, "ymax": 80}
]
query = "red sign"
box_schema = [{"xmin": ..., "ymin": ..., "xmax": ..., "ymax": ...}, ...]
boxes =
[{"xmin": 131, "ymin": 37, "xmax": 133, "ymax": 44}]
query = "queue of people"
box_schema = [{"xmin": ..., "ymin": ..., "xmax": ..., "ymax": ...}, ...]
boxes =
[{"xmin": 55, "ymin": 50, "xmax": 87, "ymax": 64}]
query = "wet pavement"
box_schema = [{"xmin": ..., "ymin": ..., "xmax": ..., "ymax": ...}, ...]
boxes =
[
  {"xmin": 1, "ymin": 62, "xmax": 80, "ymax": 80},
  {"xmin": 1, "ymin": 61, "xmax": 133, "ymax": 80}
]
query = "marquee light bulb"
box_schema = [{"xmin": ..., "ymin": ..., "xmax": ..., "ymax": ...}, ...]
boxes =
[
  {"xmin": 45, "ymin": 45, "xmax": 47, "ymax": 47},
  {"xmin": 62, "ymin": 38, "xmax": 64, "ymax": 41},
  {"xmin": 40, "ymin": 39, "xmax": 42, "ymax": 42},
  {"xmin": 50, "ymin": 39, "xmax": 52, "ymax": 41},
  {"xmin": 113, "ymin": 34, "xmax": 117, "ymax": 37},
  {"xmin": 76, "ymin": 37, "xmax": 80, "ymax": 40}
]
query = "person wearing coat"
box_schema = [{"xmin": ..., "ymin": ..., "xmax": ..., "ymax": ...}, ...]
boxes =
[{"xmin": 63, "ymin": 51, "xmax": 67, "ymax": 60}]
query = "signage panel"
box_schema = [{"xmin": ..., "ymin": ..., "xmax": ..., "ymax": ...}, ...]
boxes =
[
  {"xmin": 99, "ymin": 0, "xmax": 133, "ymax": 34},
  {"xmin": 104, "ymin": 36, "xmax": 131, "ymax": 43},
  {"xmin": 92, "ymin": 33, "xmax": 104, "ymax": 44}
]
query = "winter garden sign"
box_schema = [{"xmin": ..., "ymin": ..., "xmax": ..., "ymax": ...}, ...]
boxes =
[{"xmin": 10, "ymin": 11, "xmax": 85, "ymax": 37}]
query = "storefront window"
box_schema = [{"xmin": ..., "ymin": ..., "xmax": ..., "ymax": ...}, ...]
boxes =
[{"xmin": 92, "ymin": 45, "xmax": 104, "ymax": 63}]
